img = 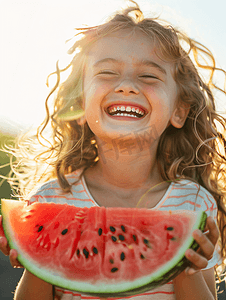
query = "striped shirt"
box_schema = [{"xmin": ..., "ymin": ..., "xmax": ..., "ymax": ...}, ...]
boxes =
[{"xmin": 29, "ymin": 169, "xmax": 219, "ymax": 300}]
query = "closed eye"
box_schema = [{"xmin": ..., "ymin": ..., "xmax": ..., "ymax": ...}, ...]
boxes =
[
  {"xmin": 140, "ymin": 75, "xmax": 159, "ymax": 79},
  {"xmin": 98, "ymin": 70, "xmax": 117, "ymax": 75}
]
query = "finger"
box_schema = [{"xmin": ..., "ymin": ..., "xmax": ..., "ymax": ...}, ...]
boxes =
[
  {"xmin": 185, "ymin": 249, "xmax": 208, "ymax": 270},
  {"xmin": 0, "ymin": 236, "xmax": 11, "ymax": 255},
  {"xmin": 185, "ymin": 267, "xmax": 200, "ymax": 276},
  {"xmin": 204, "ymin": 216, "xmax": 219, "ymax": 246},
  {"xmin": 9, "ymin": 249, "xmax": 23, "ymax": 268},
  {"xmin": 192, "ymin": 229, "xmax": 215, "ymax": 260}
]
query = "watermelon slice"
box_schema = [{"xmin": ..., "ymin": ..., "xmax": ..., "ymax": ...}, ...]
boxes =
[{"xmin": 1, "ymin": 199, "xmax": 207, "ymax": 297}]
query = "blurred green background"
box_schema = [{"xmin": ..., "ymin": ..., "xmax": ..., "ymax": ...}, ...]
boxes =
[
  {"xmin": 0, "ymin": 132, "xmax": 16, "ymax": 201},
  {"xmin": 0, "ymin": 130, "xmax": 23, "ymax": 300}
]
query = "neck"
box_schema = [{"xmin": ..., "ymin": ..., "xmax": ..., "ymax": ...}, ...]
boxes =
[
  {"xmin": 83, "ymin": 137, "xmax": 169, "ymax": 208},
  {"xmin": 88, "ymin": 136, "xmax": 162, "ymax": 190}
]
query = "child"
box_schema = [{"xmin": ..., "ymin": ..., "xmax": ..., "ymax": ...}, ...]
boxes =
[{"xmin": 0, "ymin": 1, "xmax": 226, "ymax": 299}]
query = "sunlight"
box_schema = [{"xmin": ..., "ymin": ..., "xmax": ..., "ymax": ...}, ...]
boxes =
[{"xmin": 1, "ymin": 0, "xmax": 225, "ymax": 132}]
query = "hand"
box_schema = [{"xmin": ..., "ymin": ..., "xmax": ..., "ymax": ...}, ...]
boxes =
[
  {"xmin": 184, "ymin": 216, "xmax": 219, "ymax": 275},
  {"xmin": 0, "ymin": 215, "xmax": 23, "ymax": 268}
]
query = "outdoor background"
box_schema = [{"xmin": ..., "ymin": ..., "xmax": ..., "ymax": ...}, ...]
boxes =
[{"xmin": 0, "ymin": 0, "xmax": 225, "ymax": 299}]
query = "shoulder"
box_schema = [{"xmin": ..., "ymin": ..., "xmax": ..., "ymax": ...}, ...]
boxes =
[
  {"xmin": 172, "ymin": 179, "xmax": 215, "ymax": 201},
  {"xmin": 28, "ymin": 169, "xmax": 84, "ymax": 204},
  {"xmin": 163, "ymin": 179, "xmax": 217, "ymax": 218}
]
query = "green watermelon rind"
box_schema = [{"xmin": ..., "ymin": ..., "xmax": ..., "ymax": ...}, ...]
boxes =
[{"xmin": 2, "ymin": 200, "xmax": 207, "ymax": 297}]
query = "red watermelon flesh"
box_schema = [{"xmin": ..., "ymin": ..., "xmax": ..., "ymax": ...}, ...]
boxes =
[{"xmin": 1, "ymin": 199, "xmax": 207, "ymax": 297}]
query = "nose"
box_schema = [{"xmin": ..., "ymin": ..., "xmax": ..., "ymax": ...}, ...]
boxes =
[{"xmin": 114, "ymin": 79, "xmax": 139, "ymax": 95}]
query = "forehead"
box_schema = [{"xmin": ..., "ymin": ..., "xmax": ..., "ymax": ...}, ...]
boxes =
[{"xmin": 85, "ymin": 29, "xmax": 168, "ymax": 67}]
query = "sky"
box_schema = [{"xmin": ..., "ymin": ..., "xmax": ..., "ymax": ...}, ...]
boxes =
[{"xmin": 0, "ymin": 0, "xmax": 226, "ymax": 133}]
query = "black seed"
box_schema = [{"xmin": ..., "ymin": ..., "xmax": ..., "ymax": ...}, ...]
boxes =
[
  {"xmin": 83, "ymin": 248, "xmax": 89, "ymax": 259},
  {"xmin": 143, "ymin": 238, "xmax": 152, "ymax": 248},
  {"xmin": 120, "ymin": 252, "xmax": 125, "ymax": 261},
  {"xmin": 98, "ymin": 228, "xmax": 102, "ymax": 236},
  {"xmin": 119, "ymin": 234, "xmax": 125, "ymax": 241},
  {"xmin": 76, "ymin": 249, "xmax": 80, "ymax": 256},
  {"xmin": 167, "ymin": 227, "xmax": 174, "ymax": 231},
  {"xmin": 93, "ymin": 247, "xmax": 98, "ymax": 254},
  {"xmin": 140, "ymin": 254, "xmax": 145, "ymax": 259},
  {"xmin": 171, "ymin": 237, "xmax": 176, "ymax": 241},
  {"xmin": 110, "ymin": 226, "xmax": 116, "ymax": 232},
  {"xmin": 132, "ymin": 235, "xmax": 137, "ymax": 242},
  {"xmin": 111, "ymin": 236, "xmax": 117, "ymax": 242},
  {"xmin": 109, "ymin": 259, "xmax": 114, "ymax": 264},
  {"xmin": 37, "ymin": 225, "xmax": 43, "ymax": 232},
  {"xmin": 111, "ymin": 267, "xmax": 118, "ymax": 273},
  {"xmin": 61, "ymin": 229, "xmax": 68, "ymax": 235},
  {"xmin": 121, "ymin": 225, "xmax": 126, "ymax": 232}
]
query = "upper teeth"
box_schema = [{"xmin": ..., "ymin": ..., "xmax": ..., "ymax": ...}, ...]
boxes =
[{"xmin": 109, "ymin": 106, "xmax": 144, "ymax": 116}]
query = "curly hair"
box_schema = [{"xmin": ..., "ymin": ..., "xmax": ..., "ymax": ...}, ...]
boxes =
[{"xmin": 4, "ymin": 1, "xmax": 226, "ymax": 263}]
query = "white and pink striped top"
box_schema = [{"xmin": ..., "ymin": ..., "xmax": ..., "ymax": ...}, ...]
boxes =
[{"xmin": 29, "ymin": 169, "xmax": 220, "ymax": 300}]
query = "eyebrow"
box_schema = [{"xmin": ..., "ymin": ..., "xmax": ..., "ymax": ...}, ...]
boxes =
[{"xmin": 93, "ymin": 58, "xmax": 167, "ymax": 75}]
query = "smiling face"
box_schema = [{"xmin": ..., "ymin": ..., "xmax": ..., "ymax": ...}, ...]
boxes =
[{"xmin": 82, "ymin": 29, "xmax": 186, "ymax": 146}]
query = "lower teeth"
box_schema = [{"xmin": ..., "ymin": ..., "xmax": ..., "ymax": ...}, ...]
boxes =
[{"xmin": 116, "ymin": 113, "xmax": 137, "ymax": 118}]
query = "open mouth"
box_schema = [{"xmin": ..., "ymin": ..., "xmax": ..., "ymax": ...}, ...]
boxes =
[{"xmin": 106, "ymin": 104, "xmax": 146, "ymax": 119}]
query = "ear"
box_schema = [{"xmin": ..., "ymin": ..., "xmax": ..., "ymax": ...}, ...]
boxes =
[{"xmin": 170, "ymin": 103, "xmax": 190, "ymax": 128}]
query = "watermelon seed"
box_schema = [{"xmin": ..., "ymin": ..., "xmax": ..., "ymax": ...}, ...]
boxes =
[
  {"xmin": 76, "ymin": 249, "xmax": 80, "ymax": 257},
  {"xmin": 140, "ymin": 254, "xmax": 145, "ymax": 259},
  {"xmin": 109, "ymin": 259, "xmax": 114, "ymax": 264},
  {"xmin": 93, "ymin": 247, "xmax": 98, "ymax": 254},
  {"xmin": 98, "ymin": 228, "xmax": 103, "ymax": 236},
  {"xmin": 111, "ymin": 268, "xmax": 118, "ymax": 273},
  {"xmin": 111, "ymin": 236, "xmax": 117, "ymax": 242},
  {"xmin": 110, "ymin": 226, "xmax": 116, "ymax": 232},
  {"xmin": 119, "ymin": 235, "xmax": 125, "ymax": 241},
  {"xmin": 83, "ymin": 248, "xmax": 89, "ymax": 259},
  {"xmin": 37, "ymin": 225, "xmax": 44, "ymax": 232},
  {"xmin": 166, "ymin": 226, "xmax": 174, "ymax": 231},
  {"xmin": 121, "ymin": 225, "xmax": 126, "ymax": 232},
  {"xmin": 120, "ymin": 252, "xmax": 125, "ymax": 261},
  {"xmin": 132, "ymin": 235, "xmax": 137, "ymax": 242},
  {"xmin": 61, "ymin": 229, "xmax": 68, "ymax": 235},
  {"xmin": 143, "ymin": 238, "xmax": 151, "ymax": 248}
]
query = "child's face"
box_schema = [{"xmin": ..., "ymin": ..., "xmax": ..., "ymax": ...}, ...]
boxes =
[{"xmin": 82, "ymin": 29, "xmax": 180, "ymax": 145}]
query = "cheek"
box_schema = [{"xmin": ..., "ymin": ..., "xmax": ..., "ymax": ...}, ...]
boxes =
[
  {"xmin": 146, "ymin": 83, "xmax": 177, "ymax": 109},
  {"xmin": 84, "ymin": 82, "xmax": 113, "ymax": 110}
]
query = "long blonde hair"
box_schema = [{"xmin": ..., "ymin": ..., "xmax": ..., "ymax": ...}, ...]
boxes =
[{"xmin": 4, "ymin": 1, "xmax": 226, "ymax": 260}]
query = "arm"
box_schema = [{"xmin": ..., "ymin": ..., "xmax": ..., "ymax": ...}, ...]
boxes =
[
  {"xmin": 173, "ymin": 267, "xmax": 216, "ymax": 300},
  {"xmin": 14, "ymin": 270, "xmax": 53, "ymax": 300},
  {"xmin": 173, "ymin": 216, "xmax": 219, "ymax": 300}
]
